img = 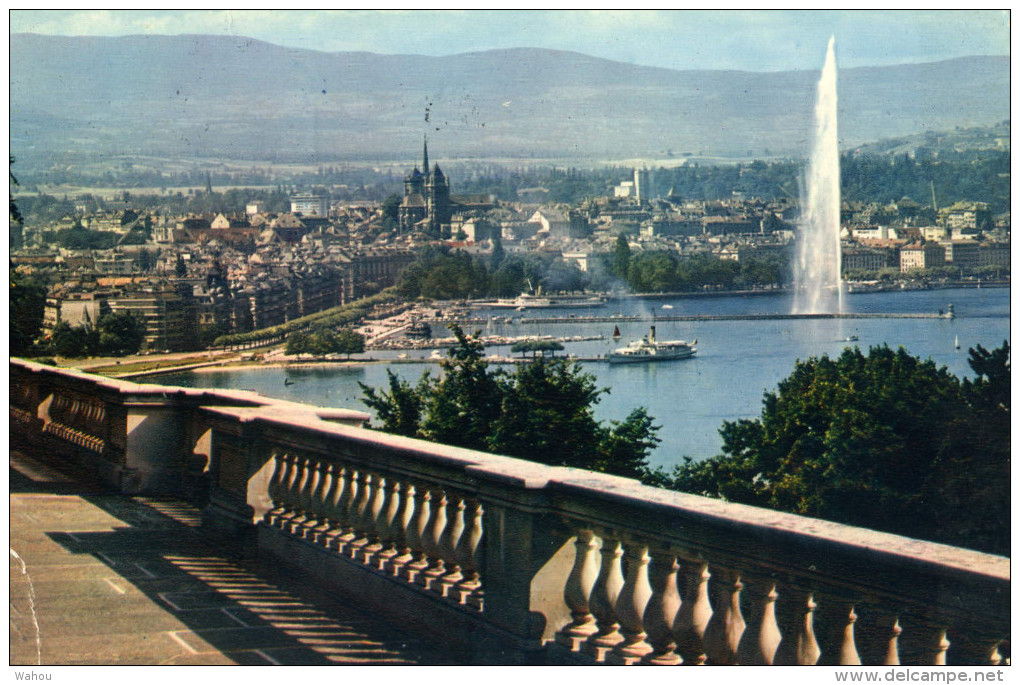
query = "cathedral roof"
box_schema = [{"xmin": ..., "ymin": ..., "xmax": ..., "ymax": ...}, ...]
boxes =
[
  {"xmin": 405, "ymin": 167, "xmax": 423, "ymax": 182},
  {"xmin": 431, "ymin": 164, "xmax": 445, "ymax": 179}
]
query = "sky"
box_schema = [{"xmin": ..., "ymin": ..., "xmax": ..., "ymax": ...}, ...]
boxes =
[{"xmin": 8, "ymin": 9, "xmax": 1010, "ymax": 72}]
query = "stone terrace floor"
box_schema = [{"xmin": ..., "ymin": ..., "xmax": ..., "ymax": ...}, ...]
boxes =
[{"xmin": 9, "ymin": 449, "xmax": 464, "ymax": 666}]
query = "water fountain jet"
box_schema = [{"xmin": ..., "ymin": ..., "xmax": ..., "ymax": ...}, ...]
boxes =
[{"xmin": 793, "ymin": 36, "xmax": 843, "ymax": 315}]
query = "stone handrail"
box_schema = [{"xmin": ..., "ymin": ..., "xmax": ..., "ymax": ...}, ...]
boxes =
[
  {"xmin": 8, "ymin": 359, "xmax": 1010, "ymax": 665},
  {"xmin": 9, "ymin": 358, "xmax": 368, "ymax": 493}
]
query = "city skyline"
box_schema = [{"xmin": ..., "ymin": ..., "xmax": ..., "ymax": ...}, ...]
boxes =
[{"xmin": 10, "ymin": 9, "xmax": 1010, "ymax": 72}]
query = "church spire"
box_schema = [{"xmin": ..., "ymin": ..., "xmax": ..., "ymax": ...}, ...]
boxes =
[{"xmin": 422, "ymin": 136, "xmax": 429, "ymax": 175}]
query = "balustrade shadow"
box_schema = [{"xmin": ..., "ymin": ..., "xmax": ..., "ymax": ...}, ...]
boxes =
[{"xmin": 12, "ymin": 450, "xmax": 461, "ymax": 666}]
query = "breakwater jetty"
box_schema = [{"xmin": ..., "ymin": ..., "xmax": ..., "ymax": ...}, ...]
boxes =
[{"xmin": 429, "ymin": 311, "xmax": 955, "ymax": 326}]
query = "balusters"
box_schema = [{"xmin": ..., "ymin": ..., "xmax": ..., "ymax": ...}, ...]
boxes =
[
  {"xmin": 285, "ymin": 455, "xmax": 315, "ymax": 534},
  {"xmin": 854, "ymin": 607, "xmax": 902, "ymax": 665},
  {"xmin": 313, "ymin": 463, "xmax": 343, "ymax": 545},
  {"xmin": 387, "ymin": 483, "xmax": 418, "ymax": 577},
  {"xmin": 583, "ymin": 533, "xmax": 624, "ymax": 662},
  {"xmin": 347, "ymin": 471, "xmax": 377, "ymax": 559},
  {"xmin": 815, "ymin": 596, "xmax": 861, "ymax": 665},
  {"xmin": 555, "ymin": 529, "xmax": 600, "ymax": 651},
  {"xmin": 703, "ymin": 567, "xmax": 745, "ymax": 665},
  {"xmin": 374, "ymin": 479, "xmax": 405, "ymax": 570},
  {"xmin": 264, "ymin": 453, "xmax": 289, "ymax": 526},
  {"xmin": 299, "ymin": 459, "xmax": 330, "ymax": 539},
  {"xmin": 333, "ymin": 468, "xmax": 364, "ymax": 555},
  {"xmin": 438, "ymin": 495, "xmax": 466, "ymax": 597},
  {"xmin": 897, "ymin": 618, "xmax": 952, "ymax": 666},
  {"xmin": 453, "ymin": 500, "xmax": 484, "ymax": 609},
  {"xmin": 642, "ymin": 551, "xmax": 682, "ymax": 665},
  {"xmin": 275, "ymin": 453, "xmax": 303, "ymax": 529},
  {"xmin": 421, "ymin": 489, "xmax": 449, "ymax": 591},
  {"xmin": 607, "ymin": 540, "xmax": 654, "ymax": 664},
  {"xmin": 358, "ymin": 474, "xmax": 388, "ymax": 564},
  {"xmin": 886, "ymin": 618, "xmax": 904, "ymax": 665},
  {"xmin": 931, "ymin": 629, "xmax": 951, "ymax": 666},
  {"xmin": 736, "ymin": 575, "xmax": 782, "ymax": 665},
  {"xmin": 402, "ymin": 486, "xmax": 432, "ymax": 584},
  {"xmin": 952, "ymin": 632, "xmax": 1006, "ymax": 666},
  {"xmin": 674, "ymin": 558, "xmax": 712, "ymax": 665},
  {"xmin": 774, "ymin": 588, "xmax": 821, "ymax": 665}
]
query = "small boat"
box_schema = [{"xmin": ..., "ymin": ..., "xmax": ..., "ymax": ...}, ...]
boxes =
[
  {"xmin": 955, "ymin": 334, "xmax": 960, "ymax": 350},
  {"xmin": 612, "ymin": 325, "xmax": 621, "ymax": 339},
  {"xmin": 608, "ymin": 326, "xmax": 697, "ymax": 364},
  {"xmin": 846, "ymin": 335, "xmax": 859, "ymax": 342},
  {"xmin": 662, "ymin": 304, "xmax": 674, "ymax": 310},
  {"xmin": 284, "ymin": 378, "xmax": 294, "ymax": 386}
]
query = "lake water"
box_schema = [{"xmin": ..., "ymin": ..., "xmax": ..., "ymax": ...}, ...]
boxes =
[{"xmin": 155, "ymin": 287, "xmax": 1009, "ymax": 468}]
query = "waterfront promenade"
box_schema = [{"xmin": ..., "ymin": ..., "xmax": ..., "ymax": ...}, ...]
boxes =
[{"xmin": 9, "ymin": 449, "xmax": 462, "ymax": 666}]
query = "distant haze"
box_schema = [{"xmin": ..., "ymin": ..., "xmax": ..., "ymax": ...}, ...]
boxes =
[{"xmin": 10, "ymin": 33, "xmax": 1010, "ymax": 168}]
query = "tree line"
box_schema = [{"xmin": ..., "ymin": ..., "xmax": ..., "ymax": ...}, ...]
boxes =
[
  {"xmin": 395, "ymin": 243, "xmax": 787, "ymax": 300},
  {"xmin": 285, "ymin": 327, "xmax": 364, "ymax": 358},
  {"xmin": 606, "ymin": 235, "xmax": 787, "ymax": 292}
]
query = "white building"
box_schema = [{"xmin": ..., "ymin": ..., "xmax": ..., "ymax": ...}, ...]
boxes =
[
  {"xmin": 634, "ymin": 168, "xmax": 651, "ymax": 203},
  {"xmin": 290, "ymin": 195, "xmax": 328, "ymax": 217}
]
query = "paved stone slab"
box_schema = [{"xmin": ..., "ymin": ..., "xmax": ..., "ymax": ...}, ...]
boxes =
[{"xmin": 9, "ymin": 449, "xmax": 463, "ymax": 666}]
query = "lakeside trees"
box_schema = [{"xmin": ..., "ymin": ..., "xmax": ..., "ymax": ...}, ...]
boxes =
[
  {"xmin": 650, "ymin": 342, "xmax": 1010, "ymax": 555},
  {"xmin": 360, "ymin": 325, "xmax": 660, "ymax": 479},
  {"xmin": 285, "ymin": 327, "xmax": 365, "ymax": 358},
  {"xmin": 395, "ymin": 244, "xmax": 788, "ymax": 299}
]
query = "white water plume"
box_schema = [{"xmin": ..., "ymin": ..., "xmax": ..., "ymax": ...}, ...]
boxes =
[{"xmin": 793, "ymin": 36, "xmax": 843, "ymax": 315}]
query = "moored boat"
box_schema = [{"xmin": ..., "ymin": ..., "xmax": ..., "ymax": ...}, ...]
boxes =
[{"xmin": 607, "ymin": 326, "xmax": 697, "ymax": 364}]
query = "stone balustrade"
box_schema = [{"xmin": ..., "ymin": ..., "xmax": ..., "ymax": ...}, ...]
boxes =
[{"xmin": 9, "ymin": 358, "xmax": 1010, "ymax": 665}]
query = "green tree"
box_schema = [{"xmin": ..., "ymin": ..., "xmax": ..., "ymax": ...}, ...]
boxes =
[
  {"xmin": 510, "ymin": 339, "xmax": 564, "ymax": 357},
  {"xmin": 360, "ymin": 325, "xmax": 660, "ymax": 478},
  {"xmin": 610, "ymin": 234, "xmax": 632, "ymax": 280},
  {"xmin": 10, "ymin": 155, "xmax": 22, "ymax": 224},
  {"xmin": 97, "ymin": 311, "xmax": 146, "ymax": 356},
  {"xmin": 286, "ymin": 327, "xmax": 364, "ymax": 358},
  {"xmin": 10, "ymin": 269, "xmax": 46, "ymax": 355},
  {"xmin": 489, "ymin": 357, "xmax": 606, "ymax": 468},
  {"xmin": 596, "ymin": 408, "xmax": 661, "ymax": 479},
  {"xmin": 285, "ymin": 330, "xmax": 312, "ymax": 355},
  {"xmin": 417, "ymin": 326, "xmax": 505, "ymax": 452},
  {"xmin": 360, "ymin": 369, "xmax": 426, "ymax": 437},
  {"xmin": 50, "ymin": 321, "xmax": 95, "ymax": 358},
  {"xmin": 381, "ymin": 193, "xmax": 401, "ymax": 227},
  {"xmin": 335, "ymin": 328, "xmax": 365, "ymax": 358},
  {"xmin": 628, "ymin": 251, "xmax": 678, "ymax": 292},
  {"xmin": 662, "ymin": 343, "xmax": 1009, "ymax": 554}
]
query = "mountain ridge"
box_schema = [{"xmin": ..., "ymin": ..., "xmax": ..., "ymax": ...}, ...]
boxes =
[{"xmin": 10, "ymin": 33, "xmax": 1010, "ymax": 166}]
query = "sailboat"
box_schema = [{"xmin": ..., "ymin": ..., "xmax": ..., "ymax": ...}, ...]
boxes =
[
  {"xmin": 612, "ymin": 325, "xmax": 621, "ymax": 339},
  {"xmin": 954, "ymin": 334, "xmax": 960, "ymax": 350}
]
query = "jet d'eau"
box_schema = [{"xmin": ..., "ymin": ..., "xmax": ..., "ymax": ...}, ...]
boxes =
[{"xmin": 793, "ymin": 36, "xmax": 843, "ymax": 315}]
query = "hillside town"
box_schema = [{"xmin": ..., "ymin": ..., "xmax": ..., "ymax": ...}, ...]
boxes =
[{"xmin": 11, "ymin": 144, "xmax": 1010, "ymax": 353}]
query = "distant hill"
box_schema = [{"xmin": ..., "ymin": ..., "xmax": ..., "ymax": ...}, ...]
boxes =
[{"xmin": 9, "ymin": 33, "xmax": 1010, "ymax": 167}]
